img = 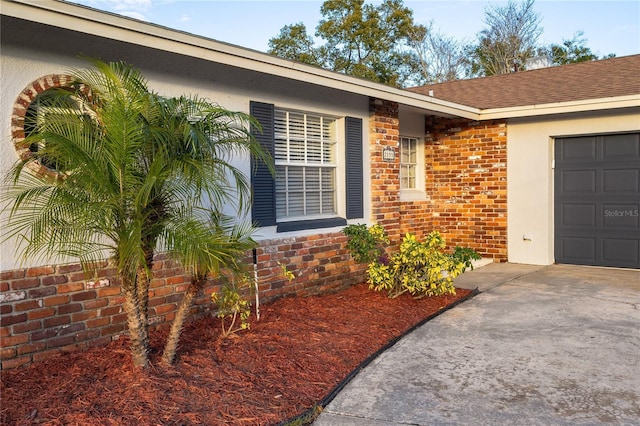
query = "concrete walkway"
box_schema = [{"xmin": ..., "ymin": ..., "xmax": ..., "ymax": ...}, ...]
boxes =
[{"xmin": 314, "ymin": 263, "xmax": 640, "ymax": 425}]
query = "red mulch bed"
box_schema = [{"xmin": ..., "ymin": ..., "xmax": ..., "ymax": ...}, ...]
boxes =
[{"xmin": 1, "ymin": 284, "xmax": 473, "ymax": 426}]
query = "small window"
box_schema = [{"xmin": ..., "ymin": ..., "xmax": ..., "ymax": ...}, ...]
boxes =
[
  {"xmin": 274, "ymin": 109, "xmax": 338, "ymax": 221},
  {"xmin": 24, "ymin": 88, "xmax": 92, "ymax": 173},
  {"xmin": 400, "ymin": 136, "xmax": 418, "ymax": 190}
]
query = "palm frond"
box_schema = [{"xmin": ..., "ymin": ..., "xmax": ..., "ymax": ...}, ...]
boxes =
[{"xmin": 163, "ymin": 209, "xmax": 256, "ymax": 279}]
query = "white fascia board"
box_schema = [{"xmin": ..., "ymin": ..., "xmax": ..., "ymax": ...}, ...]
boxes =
[
  {"xmin": 478, "ymin": 95, "xmax": 640, "ymax": 120},
  {"xmin": 2, "ymin": 0, "xmax": 480, "ymax": 120}
]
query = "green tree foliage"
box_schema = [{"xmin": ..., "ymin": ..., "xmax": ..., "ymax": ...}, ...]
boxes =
[
  {"xmin": 268, "ymin": 23, "xmax": 322, "ymax": 66},
  {"xmin": 542, "ymin": 31, "xmax": 612, "ymax": 65},
  {"xmin": 268, "ymin": 0, "xmax": 419, "ymax": 87},
  {"xmin": 3, "ymin": 59, "xmax": 273, "ymax": 368},
  {"xmin": 269, "ymin": 0, "xmax": 611, "ymax": 85},
  {"xmin": 466, "ymin": 0, "xmax": 543, "ymax": 76}
]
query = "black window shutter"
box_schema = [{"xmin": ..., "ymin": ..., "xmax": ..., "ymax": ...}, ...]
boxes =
[
  {"xmin": 345, "ymin": 116, "xmax": 363, "ymax": 219},
  {"xmin": 250, "ymin": 101, "xmax": 276, "ymax": 227}
]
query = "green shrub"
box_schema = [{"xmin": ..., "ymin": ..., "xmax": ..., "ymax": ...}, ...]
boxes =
[
  {"xmin": 211, "ymin": 276, "xmax": 251, "ymax": 338},
  {"xmin": 278, "ymin": 262, "xmax": 296, "ymax": 282},
  {"xmin": 342, "ymin": 223, "xmax": 389, "ymax": 264},
  {"xmin": 452, "ymin": 246, "xmax": 482, "ymax": 271},
  {"xmin": 343, "ymin": 225, "xmax": 480, "ymax": 299}
]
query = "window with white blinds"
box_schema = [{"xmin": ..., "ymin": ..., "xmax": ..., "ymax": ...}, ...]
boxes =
[
  {"xmin": 274, "ymin": 110, "xmax": 337, "ymax": 221},
  {"xmin": 400, "ymin": 136, "xmax": 418, "ymax": 190}
]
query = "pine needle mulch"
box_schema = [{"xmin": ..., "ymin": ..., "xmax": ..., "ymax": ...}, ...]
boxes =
[{"xmin": 1, "ymin": 284, "xmax": 472, "ymax": 426}]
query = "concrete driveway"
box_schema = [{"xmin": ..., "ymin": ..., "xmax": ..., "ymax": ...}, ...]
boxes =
[{"xmin": 314, "ymin": 263, "xmax": 640, "ymax": 425}]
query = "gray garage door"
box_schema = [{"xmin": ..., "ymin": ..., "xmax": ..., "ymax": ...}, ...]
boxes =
[{"xmin": 555, "ymin": 133, "xmax": 640, "ymax": 269}]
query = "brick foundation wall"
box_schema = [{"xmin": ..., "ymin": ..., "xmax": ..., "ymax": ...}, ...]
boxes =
[
  {"xmin": 0, "ymin": 232, "xmax": 364, "ymax": 370},
  {"xmin": 254, "ymin": 233, "xmax": 364, "ymax": 301}
]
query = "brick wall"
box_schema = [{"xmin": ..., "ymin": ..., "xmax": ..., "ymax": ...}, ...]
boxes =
[
  {"xmin": 0, "ymin": 232, "xmax": 364, "ymax": 370},
  {"xmin": 254, "ymin": 233, "xmax": 364, "ymax": 301},
  {"xmin": 368, "ymin": 99, "xmax": 507, "ymax": 261},
  {"xmin": 397, "ymin": 200, "xmax": 434, "ymax": 240},
  {"xmin": 368, "ymin": 98, "xmax": 402, "ymax": 242},
  {"xmin": 425, "ymin": 117, "xmax": 508, "ymax": 260},
  {"xmin": 368, "ymin": 99, "xmax": 437, "ymax": 243}
]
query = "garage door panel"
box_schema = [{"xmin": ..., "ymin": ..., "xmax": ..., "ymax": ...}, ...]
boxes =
[
  {"xmin": 602, "ymin": 169, "xmax": 639, "ymax": 192},
  {"xmin": 602, "ymin": 204, "xmax": 640, "ymax": 228},
  {"xmin": 558, "ymin": 236, "xmax": 597, "ymax": 263},
  {"xmin": 559, "ymin": 136, "xmax": 597, "ymax": 160},
  {"xmin": 561, "ymin": 203, "xmax": 596, "ymax": 227},
  {"xmin": 555, "ymin": 133, "xmax": 640, "ymax": 269},
  {"xmin": 603, "ymin": 133, "xmax": 640, "ymax": 159},
  {"xmin": 559, "ymin": 170, "xmax": 596, "ymax": 194},
  {"xmin": 602, "ymin": 238, "xmax": 639, "ymax": 265}
]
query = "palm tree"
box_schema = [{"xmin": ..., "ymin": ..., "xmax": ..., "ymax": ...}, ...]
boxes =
[
  {"xmin": 160, "ymin": 212, "xmax": 255, "ymax": 365},
  {"xmin": 3, "ymin": 59, "xmax": 272, "ymax": 368}
]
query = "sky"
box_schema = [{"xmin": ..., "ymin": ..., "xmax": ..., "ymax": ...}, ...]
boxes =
[{"xmin": 68, "ymin": 0, "xmax": 640, "ymax": 58}]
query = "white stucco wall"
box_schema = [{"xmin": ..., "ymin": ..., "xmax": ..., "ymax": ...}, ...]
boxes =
[
  {"xmin": 507, "ymin": 109, "xmax": 640, "ymax": 265},
  {"xmin": 0, "ymin": 21, "xmax": 370, "ymax": 270}
]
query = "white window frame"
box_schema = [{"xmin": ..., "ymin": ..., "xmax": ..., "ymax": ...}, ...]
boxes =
[
  {"xmin": 274, "ymin": 108, "xmax": 341, "ymax": 222},
  {"xmin": 399, "ymin": 135, "xmax": 426, "ymax": 201},
  {"xmin": 30, "ymin": 91, "xmax": 93, "ymax": 128},
  {"xmin": 25, "ymin": 90, "xmax": 94, "ymax": 173},
  {"xmin": 400, "ymin": 136, "xmax": 418, "ymax": 190}
]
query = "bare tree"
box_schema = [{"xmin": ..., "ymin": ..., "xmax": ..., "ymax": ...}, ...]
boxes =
[
  {"xmin": 469, "ymin": 0, "xmax": 543, "ymax": 76},
  {"xmin": 408, "ymin": 22, "xmax": 466, "ymax": 84}
]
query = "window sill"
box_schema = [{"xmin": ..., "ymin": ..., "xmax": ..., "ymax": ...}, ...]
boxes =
[
  {"xmin": 400, "ymin": 189, "xmax": 428, "ymax": 202},
  {"xmin": 277, "ymin": 217, "xmax": 347, "ymax": 233}
]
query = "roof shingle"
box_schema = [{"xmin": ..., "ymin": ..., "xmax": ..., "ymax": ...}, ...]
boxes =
[{"xmin": 408, "ymin": 55, "xmax": 640, "ymax": 110}]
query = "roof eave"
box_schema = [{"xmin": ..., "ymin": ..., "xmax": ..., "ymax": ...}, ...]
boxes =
[
  {"xmin": 2, "ymin": 0, "xmax": 480, "ymax": 120},
  {"xmin": 477, "ymin": 95, "xmax": 640, "ymax": 120}
]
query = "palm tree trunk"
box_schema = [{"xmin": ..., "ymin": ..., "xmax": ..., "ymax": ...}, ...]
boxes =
[
  {"xmin": 136, "ymin": 248, "xmax": 154, "ymax": 327},
  {"xmin": 122, "ymin": 285, "xmax": 150, "ymax": 368},
  {"xmin": 161, "ymin": 280, "xmax": 200, "ymax": 365}
]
